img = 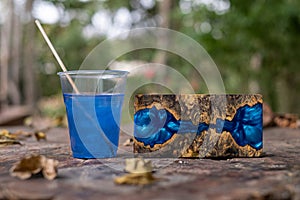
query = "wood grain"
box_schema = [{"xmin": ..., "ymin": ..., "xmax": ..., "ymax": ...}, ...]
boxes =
[
  {"xmin": 0, "ymin": 126, "xmax": 299, "ymax": 199},
  {"xmin": 133, "ymin": 94, "xmax": 263, "ymax": 158}
]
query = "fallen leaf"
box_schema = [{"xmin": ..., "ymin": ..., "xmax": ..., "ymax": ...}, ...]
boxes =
[
  {"xmin": 42, "ymin": 158, "xmax": 59, "ymax": 180},
  {"xmin": 0, "ymin": 129, "xmax": 15, "ymax": 139},
  {"xmin": 1, "ymin": 129, "xmax": 32, "ymax": 140},
  {"xmin": 0, "ymin": 129, "xmax": 48, "ymax": 143},
  {"xmin": 35, "ymin": 131, "xmax": 47, "ymax": 141},
  {"xmin": 114, "ymin": 158, "xmax": 158, "ymax": 185},
  {"xmin": 0, "ymin": 139, "xmax": 21, "ymax": 147},
  {"xmin": 10, "ymin": 155, "xmax": 59, "ymax": 180},
  {"xmin": 10, "ymin": 155, "xmax": 45, "ymax": 180},
  {"xmin": 114, "ymin": 172, "xmax": 157, "ymax": 185},
  {"xmin": 0, "ymin": 129, "xmax": 22, "ymax": 147},
  {"xmin": 274, "ymin": 114, "xmax": 298, "ymax": 128}
]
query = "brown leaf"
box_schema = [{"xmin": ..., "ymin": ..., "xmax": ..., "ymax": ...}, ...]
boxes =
[
  {"xmin": 0, "ymin": 129, "xmax": 15, "ymax": 139},
  {"xmin": 0, "ymin": 129, "xmax": 22, "ymax": 147},
  {"xmin": 114, "ymin": 172, "xmax": 157, "ymax": 185},
  {"xmin": 42, "ymin": 158, "xmax": 59, "ymax": 180},
  {"xmin": 35, "ymin": 131, "xmax": 47, "ymax": 141},
  {"xmin": 114, "ymin": 158, "xmax": 158, "ymax": 185},
  {"xmin": 10, "ymin": 155, "xmax": 59, "ymax": 180},
  {"xmin": 0, "ymin": 139, "xmax": 22, "ymax": 147},
  {"xmin": 1, "ymin": 129, "xmax": 33, "ymax": 140},
  {"xmin": 274, "ymin": 114, "xmax": 298, "ymax": 128}
]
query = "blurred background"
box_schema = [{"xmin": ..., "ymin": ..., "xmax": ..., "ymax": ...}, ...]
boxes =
[{"xmin": 0, "ymin": 0, "xmax": 299, "ymax": 125}]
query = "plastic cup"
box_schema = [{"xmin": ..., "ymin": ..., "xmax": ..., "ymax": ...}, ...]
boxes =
[{"xmin": 58, "ymin": 70, "xmax": 129, "ymax": 158}]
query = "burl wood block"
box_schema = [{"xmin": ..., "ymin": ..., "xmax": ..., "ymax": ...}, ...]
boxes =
[{"xmin": 133, "ymin": 94, "xmax": 263, "ymax": 158}]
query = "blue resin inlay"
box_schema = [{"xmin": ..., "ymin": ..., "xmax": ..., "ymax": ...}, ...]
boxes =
[{"xmin": 134, "ymin": 103, "xmax": 262, "ymax": 150}]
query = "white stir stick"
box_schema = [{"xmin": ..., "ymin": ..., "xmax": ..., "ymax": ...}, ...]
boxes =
[{"xmin": 35, "ymin": 20, "xmax": 79, "ymax": 94}]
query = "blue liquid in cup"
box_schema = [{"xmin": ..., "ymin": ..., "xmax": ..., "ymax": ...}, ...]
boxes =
[{"xmin": 63, "ymin": 93, "xmax": 124, "ymax": 158}]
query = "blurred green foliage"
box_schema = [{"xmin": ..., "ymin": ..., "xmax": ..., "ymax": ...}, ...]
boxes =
[{"xmin": 36, "ymin": 0, "xmax": 300, "ymax": 114}]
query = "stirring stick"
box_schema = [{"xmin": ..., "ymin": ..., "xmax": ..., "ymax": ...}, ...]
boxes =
[{"xmin": 34, "ymin": 20, "xmax": 80, "ymax": 94}]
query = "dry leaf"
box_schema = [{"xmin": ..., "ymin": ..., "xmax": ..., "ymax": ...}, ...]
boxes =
[
  {"xmin": 0, "ymin": 129, "xmax": 22, "ymax": 147},
  {"xmin": 1, "ymin": 129, "xmax": 32, "ymax": 140},
  {"xmin": 0, "ymin": 129, "xmax": 15, "ymax": 139},
  {"xmin": 114, "ymin": 172, "xmax": 157, "ymax": 185},
  {"xmin": 35, "ymin": 131, "xmax": 47, "ymax": 141},
  {"xmin": 10, "ymin": 155, "xmax": 45, "ymax": 179},
  {"xmin": 114, "ymin": 158, "xmax": 158, "ymax": 185},
  {"xmin": 125, "ymin": 158, "xmax": 153, "ymax": 173},
  {"xmin": 42, "ymin": 158, "xmax": 59, "ymax": 180},
  {"xmin": 10, "ymin": 155, "xmax": 59, "ymax": 180},
  {"xmin": 0, "ymin": 129, "xmax": 47, "ymax": 143},
  {"xmin": 0, "ymin": 128, "xmax": 48, "ymax": 144},
  {"xmin": 0, "ymin": 139, "xmax": 21, "ymax": 147}
]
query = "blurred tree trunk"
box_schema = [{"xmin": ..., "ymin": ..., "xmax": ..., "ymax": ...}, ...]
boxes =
[
  {"xmin": 152, "ymin": 0, "xmax": 172, "ymax": 65},
  {"xmin": 151, "ymin": 0, "xmax": 172, "ymax": 92},
  {"xmin": 23, "ymin": 0, "xmax": 36, "ymax": 106},
  {"xmin": 0, "ymin": 0, "xmax": 13, "ymax": 109},
  {"xmin": 9, "ymin": 1, "xmax": 22, "ymax": 105}
]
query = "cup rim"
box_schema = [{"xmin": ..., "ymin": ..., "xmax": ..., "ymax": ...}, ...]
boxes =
[{"xmin": 57, "ymin": 70, "xmax": 129, "ymax": 77}]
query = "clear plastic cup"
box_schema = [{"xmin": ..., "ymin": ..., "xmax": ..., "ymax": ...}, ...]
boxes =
[{"xmin": 58, "ymin": 70, "xmax": 129, "ymax": 158}]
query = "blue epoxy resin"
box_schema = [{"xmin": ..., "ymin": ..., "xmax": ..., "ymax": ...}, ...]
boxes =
[
  {"xmin": 64, "ymin": 93, "xmax": 124, "ymax": 158},
  {"xmin": 134, "ymin": 103, "xmax": 262, "ymax": 150},
  {"xmin": 222, "ymin": 103, "xmax": 263, "ymax": 150}
]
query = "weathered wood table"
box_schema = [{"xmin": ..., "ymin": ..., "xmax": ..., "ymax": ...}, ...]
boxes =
[{"xmin": 0, "ymin": 126, "xmax": 299, "ymax": 200}]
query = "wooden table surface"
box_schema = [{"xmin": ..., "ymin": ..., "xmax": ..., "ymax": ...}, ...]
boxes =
[{"xmin": 0, "ymin": 126, "xmax": 299, "ymax": 200}]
